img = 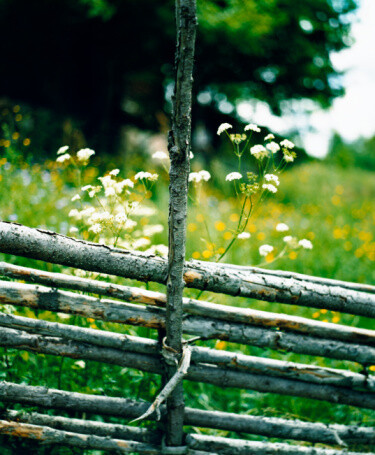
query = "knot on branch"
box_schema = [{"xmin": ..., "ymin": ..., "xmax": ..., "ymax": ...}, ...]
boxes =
[{"xmin": 162, "ymin": 337, "xmax": 180, "ymax": 367}]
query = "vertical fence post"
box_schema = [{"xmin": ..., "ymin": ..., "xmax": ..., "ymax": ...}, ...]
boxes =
[{"xmin": 165, "ymin": 0, "xmax": 197, "ymax": 448}]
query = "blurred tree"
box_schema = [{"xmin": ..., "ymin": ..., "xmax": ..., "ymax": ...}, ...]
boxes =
[
  {"xmin": 328, "ymin": 133, "xmax": 375, "ymax": 170},
  {"xmin": 0, "ymin": 0, "xmax": 357, "ymax": 154}
]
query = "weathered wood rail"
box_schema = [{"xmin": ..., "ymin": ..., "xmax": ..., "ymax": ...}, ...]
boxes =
[{"xmin": 0, "ymin": 222, "xmax": 375, "ymax": 453}]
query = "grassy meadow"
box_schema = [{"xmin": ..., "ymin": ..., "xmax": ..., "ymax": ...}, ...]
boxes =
[{"xmin": 0, "ymin": 121, "xmax": 374, "ymax": 453}]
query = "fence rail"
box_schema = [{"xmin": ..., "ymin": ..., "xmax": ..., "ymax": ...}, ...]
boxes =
[
  {"xmin": 1, "ymin": 222, "xmax": 374, "ymax": 317},
  {"xmin": 1, "ymin": 221, "xmax": 374, "ymax": 454}
]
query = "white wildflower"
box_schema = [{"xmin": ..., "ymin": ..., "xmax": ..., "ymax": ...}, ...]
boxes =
[
  {"xmin": 283, "ymin": 153, "xmax": 294, "ymax": 163},
  {"xmin": 133, "ymin": 238, "xmax": 151, "ymax": 250},
  {"xmin": 89, "ymin": 211, "xmax": 113, "ymax": 224},
  {"xmin": 57, "ymin": 145, "xmax": 69, "ymax": 155},
  {"xmin": 226, "ymin": 172, "xmax": 242, "ymax": 181},
  {"xmin": 262, "ymin": 183, "xmax": 277, "ymax": 193},
  {"xmin": 237, "ymin": 232, "xmax": 251, "ymax": 239},
  {"xmin": 88, "ymin": 187, "xmax": 101, "ymax": 198},
  {"xmin": 133, "ymin": 206, "xmax": 157, "ymax": 217},
  {"xmin": 199, "ymin": 170, "xmax": 211, "ymax": 181},
  {"xmin": 80, "ymin": 207, "xmax": 96, "ymax": 217},
  {"xmin": 259, "ymin": 244, "xmax": 274, "ymax": 257},
  {"xmin": 244, "ymin": 123, "xmax": 261, "ymax": 133},
  {"xmin": 69, "ymin": 227, "xmax": 79, "ymax": 233},
  {"xmin": 283, "ymin": 235, "xmax": 293, "ymax": 243},
  {"xmin": 266, "ymin": 142, "xmax": 280, "ymax": 154},
  {"xmin": 147, "ymin": 244, "xmax": 169, "ymax": 257},
  {"xmin": 124, "ymin": 219, "xmax": 137, "ymax": 230},
  {"xmin": 152, "ymin": 151, "xmax": 169, "ymax": 160},
  {"xmin": 264, "ymin": 134, "xmax": 275, "ymax": 141},
  {"xmin": 264, "ymin": 174, "xmax": 280, "ymax": 186},
  {"xmin": 134, "ymin": 171, "xmax": 158, "ymax": 182},
  {"xmin": 250, "ymin": 144, "xmax": 268, "ymax": 159},
  {"xmin": 109, "ymin": 169, "xmax": 120, "ymax": 176},
  {"xmin": 77, "ymin": 148, "xmax": 95, "ymax": 162},
  {"xmin": 115, "ymin": 179, "xmax": 134, "ymax": 193},
  {"xmin": 88, "ymin": 224, "xmax": 103, "ymax": 234},
  {"xmin": 71, "ymin": 194, "xmax": 81, "ymax": 202},
  {"xmin": 276, "ymin": 223, "xmax": 289, "ymax": 232},
  {"xmin": 114, "ymin": 212, "xmax": 127, "ymax": 224},
  {"xmin": 143, "ymin": 224, "xmax": 164, "ymax": 236},
  {"xmin": 217, "ymin": 123, "xmax": 233, "ymax": 135},
  {"xmin": 299, "ymin": 239, "xmax": 313, "ymax": 249},
  {"xmin": 104, "ymin": 187, "xmax": 116, "ymax": 197},
  {"xmin": 189, "ymin": 172, "xmax": 202, "ymax": 183},
  {"xmin": 56, "ymin": 153, "xmax": 71, "ymax": 163},
  {"xmin": 81, "ymin": 185, "xmax": 93, "ymax": 192},
  {"xmin": 98, "ymin": 175, "xmax": 113, "ymax": 187},
  {"xmin": 68, "ymin": 209, "xmax": 81, "ymax": 218},
  {"xmin": 280, "ymin": 139, "xmax": 295, "ymax": 149}
]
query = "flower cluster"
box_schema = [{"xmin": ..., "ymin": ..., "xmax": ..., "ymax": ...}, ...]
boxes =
[
  {"xmin": 189, "ymin": 170, "xmax": 211, "ymax": 183},
  {"xmin": 56, "ymin": 145, "xmax": 164, "ymax": 254}
]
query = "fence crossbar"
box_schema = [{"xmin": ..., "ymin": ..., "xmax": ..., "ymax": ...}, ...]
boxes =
[
  {"xmin": 1, "ymin": 382, "xmax": 374, "ymax": 447},
  {"xmin": 0, "ymin": 419, "xmax": 160, "ymax": 454},
  {"xmin": 1, "ymin": 313, "xmax": 374, "ymax": 392},
  {"xmin": 1, "ymin": 280, "xmax": 375, "ymax": 365},
  {"xmin": 2, "ymin": 327, "xmax": 375, "ymax": 409},
  {"xmin": 1, "ymin": 418, "xmax": 370, "ymax": 455},
  {"xmin": 1, "ymin": 261, "xmax": 374, "ymax": 347},
  {"xmin": 1, "ymin": 222, "xmax": 374, "ymax": 317}
]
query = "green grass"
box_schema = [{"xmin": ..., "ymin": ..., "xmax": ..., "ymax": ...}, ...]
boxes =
[{"xmin": 0, "ymin": 149, "xmax": 374, "ymax": 453}]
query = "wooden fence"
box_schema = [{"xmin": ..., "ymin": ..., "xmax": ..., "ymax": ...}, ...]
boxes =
[{"xmin": 0, "ymin": 221, "xmax": 375, "ymax": 454}]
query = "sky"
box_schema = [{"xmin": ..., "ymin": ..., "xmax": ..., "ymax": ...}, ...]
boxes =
[{"xmin": 238, "ymin": 0, "xmax": 375, "ymax": 158}]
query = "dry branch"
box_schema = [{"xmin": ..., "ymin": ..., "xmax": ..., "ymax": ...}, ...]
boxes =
[
  {"xmin": 1, "ymin": 330, "xmax": 375, "ymax": 409},
  {"xmin": 1, "ymin": 382, "xmax": 374, "ymax": 446},
  {"xmin": 1, "ymin": 262, "xmax": 374, "ymax": 347},
  {"xmin": 1, "ymin": 222, "xmax": 374, "ymax": 317},
  {"xmin": 1, "ymin": 313, "xmax": 374, "ymax": 392},
  {"xmin": 0, "ymin": 419, "xmax": 159, "ymax": 453},
  {"xmin": 186, "ymin": 434, "xmax": 368, "ymax": 455},
  {"xmin": 132, "ymin": 345, "xmax": 192, "ymax": 423},
  {"xmin": 2, "ymin": 280, "xmax": 375, "ymax": 365}
]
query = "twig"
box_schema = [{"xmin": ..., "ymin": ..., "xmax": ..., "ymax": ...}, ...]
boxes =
[{"xmin": 131, "ymin": 345, "xmax": 192, "ymax": 423}]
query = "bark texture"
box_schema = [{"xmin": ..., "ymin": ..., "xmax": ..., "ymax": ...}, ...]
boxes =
[
  {"xmin": 1, "ymin": 382, "xmax": 374, "ymax": 447},
  {"xmin": 0, "ymin": 222, "xmax": 374, "ymax": 317},
  {"xmin": 165, "ymin": 0, "xmax": 197, "ymax": 446}
]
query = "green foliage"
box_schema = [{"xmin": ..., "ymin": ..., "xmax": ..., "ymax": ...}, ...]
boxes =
[
  {"xmin": 0, "ymin": 130, "xmax": 374, "ymax": 452},
  {"xmin": 0, "ymin": 0, "xmax": 358, "ymax": 154},
  {"xmin": 79, "ymin": 0, "xmax": 116, "ymax": 20},
  {"xmin": 328, "ymin": 132, "xmax": 375, "ymax": 170}
]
